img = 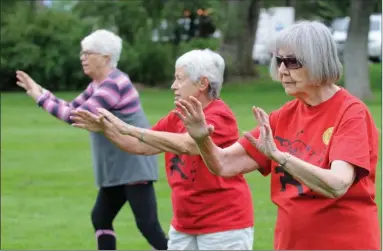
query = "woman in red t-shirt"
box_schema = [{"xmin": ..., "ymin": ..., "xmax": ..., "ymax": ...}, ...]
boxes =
[{"xmin": 174, "ymin": 20, "xmax": 380, "ymax": 250}]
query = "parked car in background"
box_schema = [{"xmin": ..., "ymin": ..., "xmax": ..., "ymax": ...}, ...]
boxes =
[
  {"xmin": 331, "ymin": 14, "xmax": 382, "ymax": 62},
  {"xmin": 252, "ymin": 7, "xmax": 295, "ymax": 65}
]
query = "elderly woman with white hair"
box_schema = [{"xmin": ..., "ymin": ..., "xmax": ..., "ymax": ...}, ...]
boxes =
[
  {"xmin": 16, "ymin": 29, "xmax": 168, "ymax": 250},
  {"xmin": 173, "ymin": 21, "xmax": 380, "ymax": 250},
  {"xmin": 70, "ymin": 49, "xmax": 255, "ymax": 250}
]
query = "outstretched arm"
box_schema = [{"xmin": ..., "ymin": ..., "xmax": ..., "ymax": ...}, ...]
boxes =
[
  {"xmin": 103, "ymin": 121, "xmax": 163, "ymax": 156},
  {"xmin": 42, "ymin": 84, "xmax": 94, "ymax": 108},
  {"xmin": 97, "ymin": 108, "xmax": 201, "ymax": 156},
  {"xmin": 71, "ymin": 110, "xmax": 163, "ymax": 156},
  {"xmin": 195, "ymin": 138, "xmax": 261, "ymax": 177},
  {"xmin": 16, "ymin": 70, "xmax": 94, "ymax": 108},
  {"xmin": 129, "ymin": 129, "xmax": 199, "ymax": 155},
  {"xmin": 16, "ymin": 71, "xmax": 137, "ymax": 125},
  {"xmin": 37, "ymin": 81, "xmax": 121, "ymax": 124}
]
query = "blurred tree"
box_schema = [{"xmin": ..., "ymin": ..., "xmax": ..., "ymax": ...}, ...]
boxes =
[
  {"xmin": 1, "ymin": 2, "xmax": 91, "ymax": 91},
  {"xmin": 72, "ymin": 0, "xmax": 151, "ymax": 44},
  {"xmin": 343, "ymin": 0, "xmax": 375, "ymax": 100},
  {"xmin": 262, "ymin": 0, "xmax": 349, "ymax": 23},
  {"xmin": 1, "ymin": 0, "xmax": 17, "ymax": 14},
  {"xmin": 219, "ymin": 0, "xmax": 260, "ymax": 78},
  {"xmin": 0, "ymin": 0, "xmax": 235, "ymax": 90},
  {"xmin": 142, "ymin": 0, "xmax": 165, "ymax": 23},
  {"xmin": 267, "ymin": 0, "xmax": 379, "ymax": 24}
]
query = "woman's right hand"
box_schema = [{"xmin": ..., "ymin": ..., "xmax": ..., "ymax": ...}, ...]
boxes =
[{"xmin": 173, "ymin": 96, "xmax": 214, "ymax": 142}]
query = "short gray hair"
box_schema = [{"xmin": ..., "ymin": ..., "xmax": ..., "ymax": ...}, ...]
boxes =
[
  {"xmin": 175, "ymin": 49, "xmax": 225, "ymax": 99},
  {"xmin": 81, "ymin": 29, "xmax": 122, "ymax": 68},
  {"xmin": 269, "ymin": 21, "xmax": 343, "ymax": 85}
]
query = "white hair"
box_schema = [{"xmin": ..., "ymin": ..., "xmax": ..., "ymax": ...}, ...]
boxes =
[
  {"xmin": 175, "ymin": 49, "xmax": 225, "ymax": 99},
  {"xmin": 81, "ymin": 29, "xmax": 122, "ymax": 68},
  {"xmin": 269, "ymin": 20, "xmax": 343, "ymax": 85}
]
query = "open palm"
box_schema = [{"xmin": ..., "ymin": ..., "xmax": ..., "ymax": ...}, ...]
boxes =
[
  {"xmin": 97, "ymin": 108, "xmax": 132, "ymax": 135},
  {"xmin": 173, "ymin": 96, "xmax": 214, "ymax": 142},
  {"xmin": 70, "ymin": 110, "xmax": 105, "ymax": 132},
  {"xmin": 16, "ymin": 70, "xmax": 43, "ymax": 94},
  {"xmin": 244, "ymin": 107, "xmax": 278, "ymax": 159}
]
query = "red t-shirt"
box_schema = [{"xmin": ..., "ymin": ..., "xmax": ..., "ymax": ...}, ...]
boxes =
[
  {"xmin": 239, "ymin": 88, "xmax": 380, "ymax": 250},
  {"xmin": 152, "ymin": 99, "xmax": 254, "ymax": 234}
]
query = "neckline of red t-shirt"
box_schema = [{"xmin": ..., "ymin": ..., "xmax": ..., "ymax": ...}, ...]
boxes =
[
  {"xmin": 203, "ymin": 98, "xmax": 222, "ymax": 111},
  {"xmin": 301, "ymin": 87, "xmax": 345, "ymax": 112}
]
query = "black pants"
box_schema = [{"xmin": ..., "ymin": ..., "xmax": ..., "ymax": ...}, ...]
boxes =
[{"xmin": 91, "ymin": 181, "xmax": 168, "ymax": 250}]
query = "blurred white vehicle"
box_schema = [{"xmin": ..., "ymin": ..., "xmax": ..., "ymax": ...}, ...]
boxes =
[
  {"xmin": 252, "ymin": 7, "xmax": 295, "ymax": 65},
  {"xmin": 331, "ymin": 14, "xmax": 382, "ymax": 62}
]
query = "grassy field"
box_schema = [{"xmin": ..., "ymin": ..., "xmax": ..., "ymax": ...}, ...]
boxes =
[{"xmin": 1, "ymin": 66, "xmax": 382, "ymax": 250}]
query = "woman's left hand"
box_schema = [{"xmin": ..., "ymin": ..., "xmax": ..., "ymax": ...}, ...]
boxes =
[{"xmin": 244, "ymin": 107, "xmax": 281, "ymax": 161}]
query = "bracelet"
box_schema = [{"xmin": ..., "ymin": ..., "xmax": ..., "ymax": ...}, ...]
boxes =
[
  {"xmin": 279, "ymin": 153, "xmax": 291, "ymax": 168},
  {"xmin": 139, "ymin": 128, "xmax": 146, "ymax": 142}
]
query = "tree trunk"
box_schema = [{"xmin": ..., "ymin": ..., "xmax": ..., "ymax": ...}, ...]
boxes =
[
  {"xmin": 219, "ymin": 0, "xmax": 261, "ymax": 79},
  {"xmin": 343, "ymin": 0, "xmax": 373, "ymax": 100}
]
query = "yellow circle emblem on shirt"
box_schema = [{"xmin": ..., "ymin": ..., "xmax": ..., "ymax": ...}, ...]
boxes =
[{"xmin": 322, "ymin": 127, "xmax": 334, "ymax": 145}]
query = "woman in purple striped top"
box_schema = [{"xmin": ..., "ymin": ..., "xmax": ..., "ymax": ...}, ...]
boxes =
[{"xmin": 16, "ymin": 29, "xmax": 168, "ymax": 250}]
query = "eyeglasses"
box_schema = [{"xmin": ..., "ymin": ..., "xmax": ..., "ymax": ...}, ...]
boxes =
[
  {"xmin": 276, "ymin": 56, "xmax": 303, "ymax": 69},
  {"xmin": 79, "ymin": 51, "xmax": 99, "ymax": 57}
]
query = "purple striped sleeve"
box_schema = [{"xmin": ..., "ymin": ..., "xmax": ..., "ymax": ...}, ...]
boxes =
[
  {"xmin": 37, "ymin": 81, "xmax": 120, "ymax": 124},
  {"xmin": 44, "ymin": 84, "xmax": 94, "ymax": 107},
  {"xmin": 114, "ymin": 79, "xmax": 141, "ymax": 114},
  {"xmin": 79, "ymin": 81, "xmax": 120, "ymax": 114}
]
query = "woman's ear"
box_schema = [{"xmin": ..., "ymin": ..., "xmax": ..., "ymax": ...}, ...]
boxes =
[
  {"xmin": 199, "ymin": 77, "xmax": 210, "ymax": 91},
  {"xmin": 103, "ymin": 55, "xmax": 111, "ymax": 66}
]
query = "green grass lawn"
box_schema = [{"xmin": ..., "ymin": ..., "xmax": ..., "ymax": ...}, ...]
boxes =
[{"xmin": 1, "ymin": 73, "xmax": 382, "ymax": 250}]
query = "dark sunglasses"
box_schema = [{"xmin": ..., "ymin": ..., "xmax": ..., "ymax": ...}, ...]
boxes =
[{"xmin": 276, "ymin": 56, "xmax": 303, "ymax": 69}]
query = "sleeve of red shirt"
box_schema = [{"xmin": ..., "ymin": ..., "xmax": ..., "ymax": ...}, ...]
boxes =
[
  {"xmin": 205, "ymin": 112, "xmax": 239, "ymax": 148},
  {"xmin": 152, "ymin": 112, "xmax": 171, "ymax": 132},
  {"xmin": 329, "ymin": 104, "xmax": 376, "ymax": 180},
  {"xmin": 238, "ymin": 111, "xmax": 279, "ymax": 176}
]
